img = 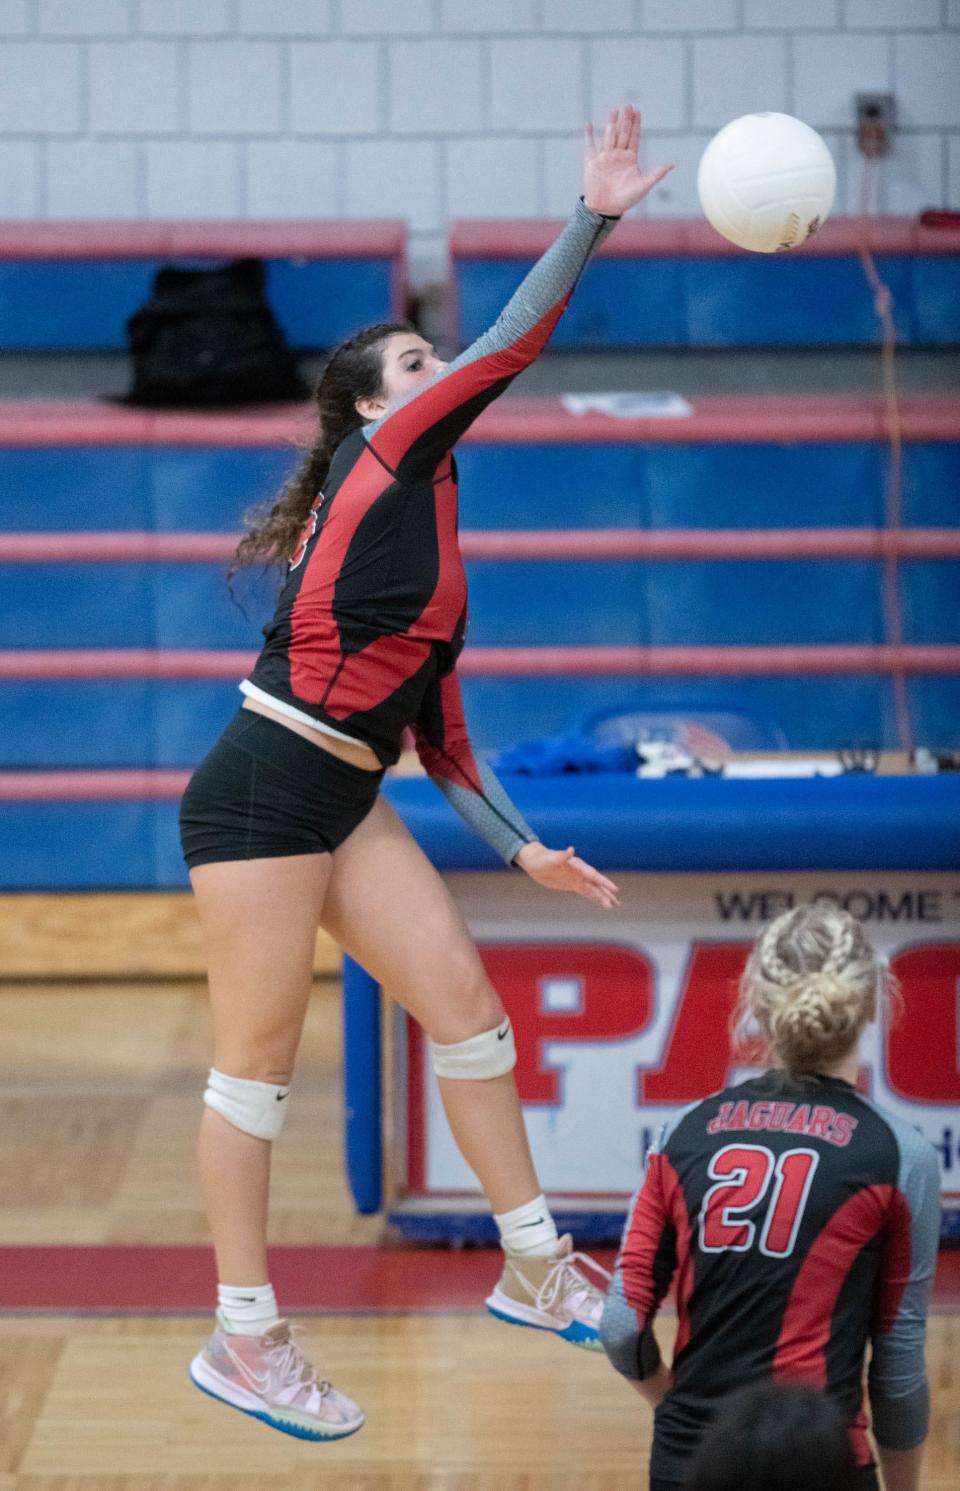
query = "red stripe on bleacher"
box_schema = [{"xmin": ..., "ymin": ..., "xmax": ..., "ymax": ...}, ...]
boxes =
[
  {"xmin": 0, "ymin": 219, "xmax": 407, "ymax": 260},
  {"xmin": 0, "ymin": 645, "xmax": 958, "ymax": 684},
  {"xmin": 0, "ymin": 394, "xmax": 956, "ymax": 445},
  {"xmin": 449, "ymin": 216, "xmax": 960, "ymax": 259},
  {"xmin": 3, "ymin": 529, "xmax": 959, "ymax": 563}
]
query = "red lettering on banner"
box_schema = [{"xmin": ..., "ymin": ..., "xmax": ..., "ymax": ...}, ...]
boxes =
[
  {"xmin": 888, "ymin": 944, "xmax": 960, "ymax": 1102},
  {"xmin": 639, "ymin": 943, "xmax": 755, "ymax": 1104},
  {"xmin": 478, "ymin": 943, "xmax": 653, "ymax": 1105}
]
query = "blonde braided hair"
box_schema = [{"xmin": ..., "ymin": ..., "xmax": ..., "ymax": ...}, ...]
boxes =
[{"xmin": 737, "ymin": 904, "xmax": 882, "ymax": 1077}]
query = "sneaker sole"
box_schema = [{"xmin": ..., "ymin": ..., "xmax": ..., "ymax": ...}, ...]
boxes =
[
  {"xmin": 485, "ymin": 1294, "xmax": 604, "ymax": 1351},
  {"xmin": 189, "ymin": 1355, "xmax": 364, "ymax": 1442}
]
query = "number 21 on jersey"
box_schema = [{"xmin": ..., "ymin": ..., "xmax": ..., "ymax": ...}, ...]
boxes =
[{"xmin": 699, "ymin": 1144, "xmax": 819, "ymax": 1259}]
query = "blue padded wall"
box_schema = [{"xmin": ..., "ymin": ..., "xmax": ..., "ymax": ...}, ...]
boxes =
[
  {"xmin": 0, "ymin": 258, "xmax": 397, "ymax": 351},
  {"xmin": 455, "ymin": 254, "xmax": 960, "ymax": 348}
]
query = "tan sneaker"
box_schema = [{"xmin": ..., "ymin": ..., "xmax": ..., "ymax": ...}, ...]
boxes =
[
  {"xmin": 485, "ymin": 1234, "xmax": 611, "ymax": 1350},
  {"xmin": 189, "ymin": 1315, "xmax": 364, "ymax": 1441}
]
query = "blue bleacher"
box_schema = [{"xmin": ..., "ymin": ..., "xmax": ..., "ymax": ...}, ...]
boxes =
[
  {"xmin": 0, "ymin": 220, "xmax": 407, "ymax": 351},
  {"xmin": 451, "ymin": 217, "xmax": 960, "ymax": 348}
]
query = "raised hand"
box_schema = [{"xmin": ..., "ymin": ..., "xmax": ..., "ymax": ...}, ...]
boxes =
[
  {"xmin": 583, "ymin": 105, "xmax": 673, "ymax": 218},
  {"xmin": 514, "ymin": 842, "xmax": 620, "ymax": 910}
]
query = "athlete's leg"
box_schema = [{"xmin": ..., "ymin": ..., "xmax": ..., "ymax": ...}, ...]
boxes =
[
  {"xmin": 320, "ymin": 795, "xmax": 540, "ymax": 1215},
  {"xmin": 190, "ymin": 853, "xmax": 332, "ymax": 1286}
]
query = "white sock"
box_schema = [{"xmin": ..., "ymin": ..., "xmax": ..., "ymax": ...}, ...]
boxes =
[
  {"xmin": 494, "ymin": 1194, "xmax": 559, "ymax": 1257},
  {"xmin": 217, "ymin": 1282, "xmax": 281, "ymax": 1336}
]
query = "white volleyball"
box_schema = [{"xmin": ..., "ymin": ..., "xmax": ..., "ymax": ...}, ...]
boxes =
[{"xmin": 697, "ymin": 113, "xmax": 837, "ymax": 253}]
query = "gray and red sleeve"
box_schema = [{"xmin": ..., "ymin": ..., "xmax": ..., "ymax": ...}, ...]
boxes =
[
  {"xmin": 867, "ymin": 1120, "xmax": 941, "ymax": 1450},
  {"xmin": 412, "ymin": 666, "xmax": 536, "ymax": 865},
  {"xmin": 364, "ymin": 198, "xmax": 617, "ymax": 478},
  {"xmin": 600, "ymin": 1117, "xmax": 687, "ymax": 1382}
]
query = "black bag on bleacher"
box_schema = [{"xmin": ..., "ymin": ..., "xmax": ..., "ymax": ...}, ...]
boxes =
[{"xmin": 120, "ymin": 257, "xmax": 309, "ymax": 407}]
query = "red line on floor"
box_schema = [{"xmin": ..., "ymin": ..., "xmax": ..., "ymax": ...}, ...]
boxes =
[{"xmin": 1, "ymin": 1246, "xmax": 957, "ymax": 1313}]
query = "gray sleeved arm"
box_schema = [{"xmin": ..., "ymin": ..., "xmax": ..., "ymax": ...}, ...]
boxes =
[
  {"xmin": 411, "ymin": 666, "xmax": 537, "ymax": 865},
  {"xmin": 868, "ymin": 1124, "xmax": 941, "ymax": 1450},
  {"xmin": 363, "ymin": 199, "xmax": 618, "ymax": 474}
]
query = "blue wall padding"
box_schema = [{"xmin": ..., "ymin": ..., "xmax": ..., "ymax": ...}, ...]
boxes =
[
  {"xmin": 1, "ymin": 447, "xmax": 154, "ymax": 529},
  {"xmin": 0, "ymin": 676, "xmax": 907, "ymax": 768},
  {"xmin": 0, "ymin": 445, "xmax": 295, "ymax": 531},
  {"xmin": 0, "ymin": 563, "xmax": 156, "ymax": 647},
  {"xmin": 913, "ymin": 257, "xmax": 960, "ymax": 344},
  {"xmin": 910, "ymin": 677, "xmax": 960, "ymax": 748},
  {"xmin": 148, "ymin": 447, "xmax": 296, "ymax": 530},
  {"xmin": 899, "ymin": 561, "xmax": 960, "ymax": 643},
  {"xmin": 456, "ymin": 442, "xmax": 890, "ymax": 530},
  {"xmin": 455, "ymin": 255, "xmax": 960, "ymax": 347},
  {"xmin": 463, "ymin": 558, "xmax": 884, "ymax": 646},
  {"xmin": 458, "ymin": 676, "xmax": 895, "ymax": 755},
  {"xmin": 0, "ymin": 680, "xmax": 239, "ymax": 768},
  {"xmin": 341, "ymin": 956, "xmax": 383, "ymax": 1215},
  {"xmin": 0, "ymin": 258, "xmax": 397, "ymax": 350},
  {"xmin": 4, "ymin": 442, "xmax": 957, "ymax": 535},
  {"xmin": 2, "ymin": 554, "xmax": 896, "ymax": 652},
  {"xmin": 3, "ymin": 774, "xmax": 957, "ymax": 890}
]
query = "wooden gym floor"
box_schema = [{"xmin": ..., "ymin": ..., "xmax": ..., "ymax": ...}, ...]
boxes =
[{"xmin": 1, "ymin": 975, "xmax": 957, "ymax": 1488}]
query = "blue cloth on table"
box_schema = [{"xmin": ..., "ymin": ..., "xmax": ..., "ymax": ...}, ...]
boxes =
[{"xmin": 490, "ymin": 733, "xmax": 636, "ymax": 775}]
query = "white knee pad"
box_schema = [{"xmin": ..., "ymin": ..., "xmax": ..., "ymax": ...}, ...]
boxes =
[
  {"xmin": 430, "ymin": 1017, "xmax": 517, "ymax": 1080},
  {"xmin": 203, "ymin": 1067, "xmax": 291, "ymax": 1141}
]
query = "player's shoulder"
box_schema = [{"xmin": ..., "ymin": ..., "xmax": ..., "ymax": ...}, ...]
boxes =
[{"xmin": 854, "ymin": 1092, "xmax": 941, "ymax": 1186}]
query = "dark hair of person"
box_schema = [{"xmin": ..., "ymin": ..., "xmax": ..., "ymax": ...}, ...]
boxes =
[
  {"xmin": 683, "ymin": 1381, "xmax": 858, "ymax": 1491},
  {"xmin": 229, "ymin": 320, "xmax": 413, "ymax": 576}
]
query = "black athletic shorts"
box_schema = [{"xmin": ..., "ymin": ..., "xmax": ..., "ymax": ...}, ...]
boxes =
[
  {"xmin": 179, "ymin": 709, "xmax": 384, "ymax": 870},
  {"xmin": 649, "ymin": 1464, "xmax": 880, "ymax": 1491}
]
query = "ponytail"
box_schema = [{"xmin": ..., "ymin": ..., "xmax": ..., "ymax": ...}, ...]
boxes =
[{"xmin": 229, "ymin": 320, "xmax": 412, "ymax": 576}]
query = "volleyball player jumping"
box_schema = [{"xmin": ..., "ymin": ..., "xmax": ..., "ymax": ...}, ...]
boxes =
[{"xmin": 180, "ymin": 107, "xmax": 672, "ymax": 1441}]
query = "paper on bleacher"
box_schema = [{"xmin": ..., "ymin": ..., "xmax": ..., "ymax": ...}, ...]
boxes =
[{"xmin": 561, "ymin": 391, "xmax": 693, "ymax": 418}]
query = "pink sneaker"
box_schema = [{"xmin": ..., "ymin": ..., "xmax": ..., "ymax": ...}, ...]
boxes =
[{"xmin": 189, "ymin": 1315, "xmax": 364, "ymax": 1441}]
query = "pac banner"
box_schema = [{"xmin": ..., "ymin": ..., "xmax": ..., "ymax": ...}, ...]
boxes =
[{"xmin": 402, "ymin": 872, "xmax": 960, "ymax": 1219}]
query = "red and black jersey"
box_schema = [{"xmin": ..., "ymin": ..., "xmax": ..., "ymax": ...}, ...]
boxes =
[
  {"xmin": 600, "ymin": 1070, "xmax": 941, "ymax": 1484},
  {"xmin": 244, "ymin": 198, "xmax": 615, "ymax": 861}
]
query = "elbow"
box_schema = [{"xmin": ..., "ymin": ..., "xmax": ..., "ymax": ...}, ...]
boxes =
[{"xmin": 869, "ymin": 1378, "xmax": 930, "ymax": 1451}]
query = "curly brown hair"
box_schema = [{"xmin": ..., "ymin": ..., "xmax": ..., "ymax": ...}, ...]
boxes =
[{"xmin": 229, "ymin": 320, "xmax": 412, "ymax": 575}]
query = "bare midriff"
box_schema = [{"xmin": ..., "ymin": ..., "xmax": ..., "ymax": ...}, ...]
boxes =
[{"xmin": 240, "ymin": 696, "xmax": 382, "ymax": 772}]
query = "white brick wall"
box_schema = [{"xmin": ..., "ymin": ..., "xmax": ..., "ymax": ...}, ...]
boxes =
[
  {"xmin": 0, "ymin": 2, "xmax": 32, "ymax": 35},
  {"xmin": 441, "ymin": 1, "xmax": 536, "ymax": 32},
  {"xmin": 793, "ymin": 33, "xmax": 891, "ymax": 130},
  {"xmin": 490, "ymin": 38, "xmax": 584, "ymax": 131},
  {"xmin": 90, "ymin": 42, "xmax": 180, "ymax": 134},
  {"xmin": 0, "ymin": 142, "xmax": 39, "ymax": 214},
  {"xmin": 0, "ymin": 44, "xmax": 81, "ymax": 133},
  {"xmin": 238, "ymin": 0, "xmax": 335, "ymax": 37},
  {"xmin": 146, "ymin": 140, "xmax": 240, "ymax": 217},
  {"xmin": 645, "ymin": 0, "xmax": 739, "ymax": 33},
  {"xmin": 188, "ymin": 42, "xmax": 283, "ymax": 135},
  {"xmin": 245, "ymin": 140, "xmax": 341, "ymax": 216},
  {"xmin": 340, "ymin": 1, "xmax": 434, "ymax": 36},
  {"xmin": 47, "ymin": 140, "xmax": 142, "ymax": 216},
  {"xmin": 389, "ymin": 39, "xmax": 484, "ymax": 135},
  {"xmin": 743, "ymin": 0, "xmax": 840, "ymax": 28},
  {"xmin": 0, "ymin": 7, "xmax": 954, "ymax": 288},
  {"xmin": 137, "ymin": 1, "xmax": 233, "ymax": 36},
  {"xmin": 446, "ymin": 136, "xmax": 544, "ymax": 217},
  {"xmin": 844, "ymin": 0, "xmax": 942, "ymax": 28},
  {"xmin": 693, "ymin": 36, "xmax": 789, "ymax": 129},
  {"xmin": 39, "ymin": 0, "xmax": 132, "ymax": 35},
  {"xmin": 541, "ymin": 0, "xmax": 635, "ymax": 31},
  {"xmin": 589, "ymin": 38, "xmax": 686, "ymax": 131},
  {"xmin": 894, "ymin": 34, "xmax": 960, "ymax": 128},
  {"xmin": 289, "ymin": 41, "xmax": 384, "ymax": 135}
]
